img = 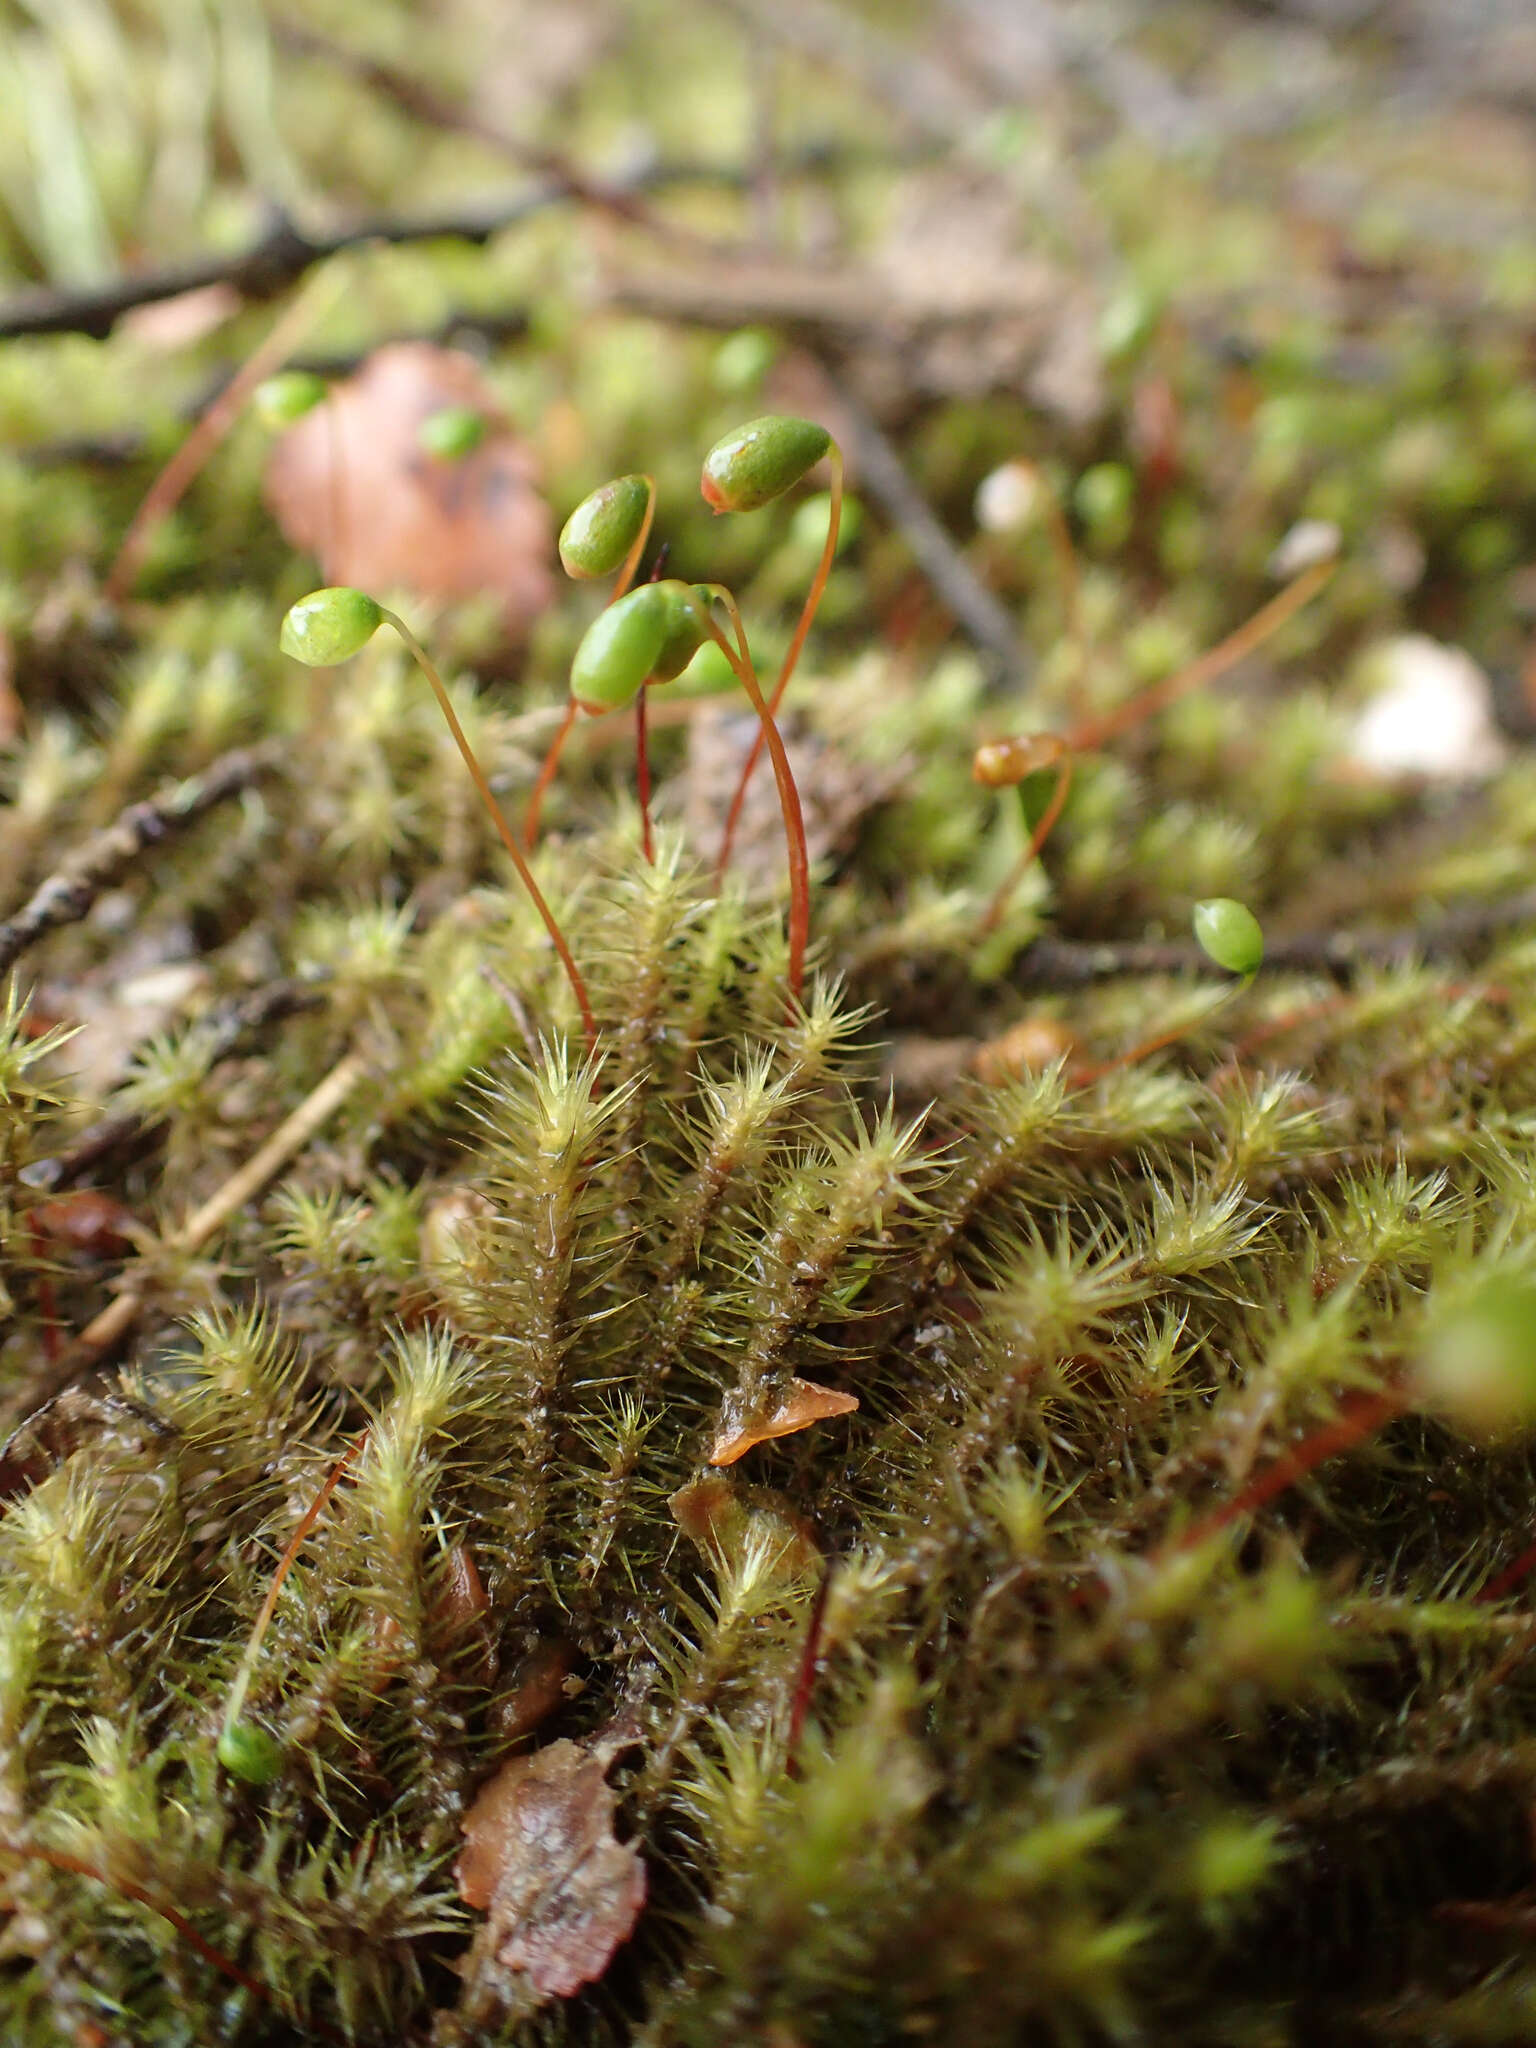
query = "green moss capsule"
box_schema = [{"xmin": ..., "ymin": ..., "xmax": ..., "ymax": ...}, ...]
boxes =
[
  {"xmin": 253, "ymin": 370, "xmax": 328, "ymax": 429},
  {"xmin": 417, "ymin": 406, "xmax": 488, "ymax": 460},
  {"xmin": 571, "ymin": 581, "xmax": 696, "ymax": 712},
  {"xmin": 701, "ymin": 416, "xmax": 831, "ymax": 514},
  {"xmin": 217, "ymin": 1718, "xmax": 284, "ymax": 1786},
  {"xmin": 1416, "ymin": 1274, "xmax": 1536, "ymax": 1441},
  {"xmin": 651, "ymin": 585, "xmax": 712, "ymax": 684},
  {"xmin": 1192, "ymin": 898, "xmax": 1264, "ymax": 977},
  {"xmin": 712, "ymin": 326, "xmax": 777, "ymax": 394},
  {"xmin": 279, "ymin": 588, "xmax": 384, "ymax": 667},
  {"xmin": 559, "ymin": 475, "xmax": 653, "ymax": 580}
]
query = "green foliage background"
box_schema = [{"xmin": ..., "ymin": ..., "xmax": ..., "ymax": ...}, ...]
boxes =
[{"xmin": 5, "ymin": 3, "xmax": 1536, "ymax": 2042}]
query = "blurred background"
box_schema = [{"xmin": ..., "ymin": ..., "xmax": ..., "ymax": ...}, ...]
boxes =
[{"xmin": 5, "ymin": 0, "xmax": 1536, "ymax": 934}]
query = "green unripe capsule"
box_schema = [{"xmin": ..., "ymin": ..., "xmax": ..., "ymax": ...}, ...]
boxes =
[
  {"xmin": 280, "ymin": 588, "xmax": 384, "ymax": 667},
  {"xmin": 217, "ymin": 1718, "xmax": 284, "ymax": 1786},
  {"xmin": 1415, "ymin": 1273, "xmax": 1536, "ymax": 1441},
  {"xmin": 559, "ymin": 475, "xmax": 652, "ymax": 580},
  {"xmin": 651, "ymin": 585, "xmax": 712, "ymax": 684},
  {"xmin": 418, "ymin": 406, "xmax": 488, "ymax": 461},
  {"xmin": 254, "ymin": 370, "xmax": 328, "ymax": 428},
  {"xmin": 1192, "ymin": 898, "xmax": 1264, "ymax": 978},
  {"xmin": 701, "ymin": 415, "xmax": 831, "ymax": 514},
  {"xmin": 1074, "ymin": 461, "xmax": 1136, "ymax": 548},
  {"xmin": 571, "ymin": 581, "xmax": 697, "ymax": 712},
  {"xmin": 789, "ymin": 490, "xmax": 861, "ymax": 558},
  {"xmin": 712, "ymin": 326, "xmax": 777, "ymax": 394}
]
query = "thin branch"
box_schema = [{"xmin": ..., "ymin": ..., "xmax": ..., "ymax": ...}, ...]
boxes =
[
  {"xmin": 819, "ymin": 368, "xmax": 1028, "ymax": 690},
  {"xmin": 0, "ymin": 742, "xmax": 283, "ymax": 981},
  {"xmin": 16, "ymin": 311, "xmax": 533, "ymax": 470},
  {"xmin": 18, "ymin": 978, "xmax": 324, "ymax": 1194},
  {"xmin": 272, "ymin": 19, "xmax": 707, "ymax": 249},
  {"xmin": 0, "ymin": 151, "xmax": 875, "ymax": 344},
  {"xmin": 106, "ymin": 271, "xmax": 338, "ymax": 601},
  {"xmin": 66, "ymin": 1048, "xmax": 368, "ymax": 1369},
  {"xmin": 1011, "ymin": 885, "xmax": 1536, "ymax": 989},
  {"xmin": 0, "ymin": 1046, "xmax": 367, "ymax": 1434}
]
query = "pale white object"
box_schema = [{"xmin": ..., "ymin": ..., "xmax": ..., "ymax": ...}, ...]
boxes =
[
  {"xmin": 1268, "ymin": 518, "xmax": 1341, "ymax": 579},
  {"xmin": 975, "ymin": 460, "xmax": 1041, "ymax": 533},
  {"xmin": 1348, "ymin": 635, "xmax": 1507, "ymax": 779}
]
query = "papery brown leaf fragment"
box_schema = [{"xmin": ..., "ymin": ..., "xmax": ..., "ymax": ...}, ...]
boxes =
[
  {"xmin": 454, "ymin": 1733, "xmax": 645, "ymax": 2001},
  {"xmin": 709, "ymin": 1377, "xmax": 859, "ymax": 1468},
  {"xmin": 262, "ymin": 342, "xmax": 554, "ymax": 634},
  {"xmin": 490, "ymin": 1637, "xmax": 576, "ymax": 1746},
  {"xmin": 30, "ymin": 1189, "xmax": 138, "ymax": 1258},
  {"xmin": 670, "ymin": 1473, "xmax": 821, "ymax": 1580}
]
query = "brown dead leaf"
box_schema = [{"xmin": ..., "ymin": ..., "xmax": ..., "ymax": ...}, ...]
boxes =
[
  {"xmin": 490, "ymin": 1637, "xmax": 577, "ymax": 1746},
  {"xmin": 682, "ymin": 705, "xmax": 906, "ymax": 892},
  {"xmin": 455, "ymin": 1733, "xmax": 645, "ymax": 2001},
  {"xmin": 0, "ymin": 625, "xmax": 19, "ymax": 745},
  {"xmin": 262, "ymin": 342, "xmax": 554, "ymax": 634},
  {"xmin": 709, "ymin": 1377, "xmax": 859, "ymax": 1469},
  {"xmin": 119, "ymin": 282, "xmax": 242, "ymax": 350},
  {"xmin": 669, "ymin": 1473, "xmax": 821, "ymax": 1579},
  {"xmin": 972, "ymin": 1016, "xmax": 1076, "ymax": 1085},
  {"xmin": 30, "ymin": 1190, "xmax": 139, "ymax": 1260}
]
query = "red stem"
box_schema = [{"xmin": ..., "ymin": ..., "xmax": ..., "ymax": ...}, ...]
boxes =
[
  {"xmin": 0, "ymin": 1841, "xmax": 347, "ymax": 2046},
  {"xmin": 979, "ymin": 751, "xmax": 1074, "ymax": 935},
  {"xmin": 716, "ymin": 445, "xmax": 842, "ymax": 883},
  {"xmin": 786, "ymin": 1565, "xmax": 833, "ymax": 1776},
  {"xmin": 635, "ymin": 686, "xmax": 654, "ymax": 863},
  {"xmin": 27, "ymin": 1216, "xmax": 60, "ymax": 1365},
  {"xmin": 524, "ymin": 699, "xmax": 577, "ymax": 846},
  {"xmin": 1068, "ymin": 558, "xmax": 1334, "ymax": 754},
  {"xmin": 701, "ymin": 591, "xmax": 811, "ymax": 1002},
  {"xmin": 1174, "ymin": 1386, "xmax": 1408, "ymax": 1553},
  {"xmin": 382, "ymin": 614, "xmax": 596, "ymax": 1050}
]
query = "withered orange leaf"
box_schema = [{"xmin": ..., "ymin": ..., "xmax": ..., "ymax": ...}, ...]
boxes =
[
  {"xmin": 262, "ymin": 341, "xmax": 554, "ymax": 635},
  {"xmin": 455, "ymin": 1734, "xmax": 645, "ymax": 2001},
  {"xmin": 708, "ymin": 1377, "xmax": 859, "ymax": 1468},
  {"xmin": 670, "ymin": 1474, "xmax": 821, "ymax": 1580}
]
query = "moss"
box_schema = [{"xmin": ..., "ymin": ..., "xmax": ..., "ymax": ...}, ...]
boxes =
[{"xmin": 7, "ymin": 5, "xmax": 1536, "ymax": 2044}]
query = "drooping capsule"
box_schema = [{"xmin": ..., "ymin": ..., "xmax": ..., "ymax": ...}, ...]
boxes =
[
  {"xmin": 700, "ymin": 416, "xmax": 831, "ymax": 515},
  {"xmin": 570, "ymin": 581, "xmax": 699, "ymax": 712},
  {"xmin": 279, "ymin": 588, "xmax": 384, "ymax": 666},
  {"xmin": 559, "ymin": 475, "xmax": 653, "ymax": 580},
  {"xmin": 1192, "ymin": 897, "xmax": 1264, "ymax": 978},
  {"xmin": 650, "ymin": 585, "xmax": 713, "ymax": 684}
]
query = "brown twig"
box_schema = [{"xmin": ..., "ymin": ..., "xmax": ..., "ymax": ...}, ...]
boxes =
[
  {"xmin": 0, "ymin": 742, "xmax": 283, "ymax": 982},
  {"xmin": 60, "ymin": 1046, "xmax": 367, "ymax": 1375},
  {"xmin": 0, "ymin": 152, "xmax": 868, "ymax": 345},
  {"xmin": 819, "ymin": 368, "xmax": 1027, "ymax": 690},
  {"xmin": 17, "ymin": 978, "xmax": 325, "ymax": 1196},
  {"xmin": 273, "ymin": 19, "xmax": 714, "ymax": 253},
  {"xmin": 106, "ymin": 272, "xmax": 338, "ymax": 601},
  {"xmin": 0, "ymin": 1049, "xmax": 367, "ymax": 1440}
]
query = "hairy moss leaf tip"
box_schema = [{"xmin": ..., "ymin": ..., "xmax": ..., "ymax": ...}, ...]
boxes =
[{"xmin": 701, "ymin": 415, "xmax": 832, "ymax": 514}]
